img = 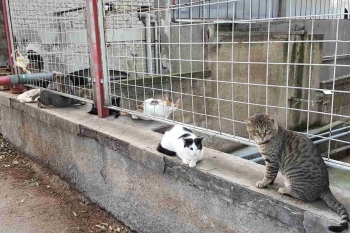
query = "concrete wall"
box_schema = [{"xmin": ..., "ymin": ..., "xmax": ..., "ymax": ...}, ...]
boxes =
[
  {"xmin": 321, "ymin": 75, "xmax": 350, "ymax": 123},
  {"xmin": 206, "ymin": 28, "xmax": 323, "ymax": 137},
  {"xmin": 0, "ymin": 91, "xmax": 349, "ymax": 233},
  {"xmin": 305, "ymin": 20, "xmax": 350, "ymax": 81}
]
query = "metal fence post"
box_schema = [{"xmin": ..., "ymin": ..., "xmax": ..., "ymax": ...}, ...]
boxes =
[
  {"xmin": 86, "ymin": 0, "xmax": 109, "ymax": 118},
  {"xmin": 2, "ymin": 0, "xmax": 27, "ymax": 94},
  {"xmin": 2, "ymin": 0, "xmax": 14, "ymax": 73}
]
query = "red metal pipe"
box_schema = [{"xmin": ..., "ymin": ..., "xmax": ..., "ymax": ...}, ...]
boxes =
[
  {"xmin": 0, "ymin": 75, "xmax": 10, "ymax": 86},
  {"xmin": 2, "ymin": 0, "xmax": 26, "ymax": 94},
  {"xmin": 86, "ymin": 0, "xmax": 109, "ymax": 118},
  {"xmin": 0, "ymin": 73, "xmax": 54, "ymax": 86}
]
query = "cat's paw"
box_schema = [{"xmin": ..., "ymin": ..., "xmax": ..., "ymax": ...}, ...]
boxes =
[
  {"xmin": 278, "ymin": 187, "xmax": 288, "ymax": 195},
  {"xmin": 189, "ymin": 161, "xmax": 196, "ymax": 167},
  {"xmin": 182, "ymin": 159, "xmax": 190, "ymax": 164},
  {"xmin": 278, "ymin": 187, "xmax": 300, "ymax": 198},
  {"xmin": 255, "ymin": 180, "xmax": 269, "ymax": 188},
  {"xmin": 131, "ymin": 114, "xmax": 139, "ymax": 120}
]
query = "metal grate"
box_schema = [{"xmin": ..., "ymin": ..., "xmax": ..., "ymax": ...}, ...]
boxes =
[
  {"xmin": 6, "ymin": 0, "xmax": 94, "ymax": 102},
  {"xmin": 100, "ymin": 0, "xmax": 350, "ymax": 170}
]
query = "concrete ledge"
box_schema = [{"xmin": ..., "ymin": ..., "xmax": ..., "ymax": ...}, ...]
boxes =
[{"xmin": 0, "ymin": 91, "xmax": 349, "ymax": 233}]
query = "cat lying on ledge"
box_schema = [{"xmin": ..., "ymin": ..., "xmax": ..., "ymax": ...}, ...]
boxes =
[
  {"xmin": 131, "ymin": 96, "xmax": 180, "ymax": 120},
  {"xmin": 157, "ymin": 125, "xmax": 204, "ymax": 168}
]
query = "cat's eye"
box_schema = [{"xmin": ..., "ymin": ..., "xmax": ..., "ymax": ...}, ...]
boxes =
[
  {"xmin": 190, "ymin": 148, "xmax": 193, "ymax": 150},
  {"xmin": 254, "ymin": 129, "xmax": 259, "ymax": 133}
]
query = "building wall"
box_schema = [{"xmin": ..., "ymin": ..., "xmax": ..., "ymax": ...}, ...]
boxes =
[
  {"xmin": 105, "ymin": 0, "xmax": 152, "ymax": 77},
  {"xmin": 9, "ymin": 0, "xmax": 87, "ymax": 73},
  {"xmin": 8, "ymin": 0, "xmax": 152, "ymax": 76}
]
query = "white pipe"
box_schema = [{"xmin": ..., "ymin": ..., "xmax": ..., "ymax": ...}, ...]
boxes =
[
  {"xmin": 314, "ymin": 131, "xmax": 350, "ymax": 144},
  {"xmin": 308, "ymin": 126, "xmax": 350, "ymax": 140},
  {"xmin": 151, "ymin": 19, "xmax": 159, "ymax": 74},
  {"xmin": 138, "ymin": 12, "xmax": 153, "ymax": 74}
]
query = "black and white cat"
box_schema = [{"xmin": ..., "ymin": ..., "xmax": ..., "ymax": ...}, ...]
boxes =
[
  {"xmin": 88, "ymin": 96, "xmax": 121, "ymax": 118},
  {"xmin": 157, "ymin": 125, "xmax": 204, "ymax": 167}
]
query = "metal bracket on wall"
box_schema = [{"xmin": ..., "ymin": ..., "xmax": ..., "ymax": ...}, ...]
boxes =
[{"xmin": 288, "ymin": 96, "xmax": 329, "ymax": 107}]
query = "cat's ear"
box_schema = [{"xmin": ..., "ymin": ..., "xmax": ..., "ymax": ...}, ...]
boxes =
[
  {"xmin": 182, "ymin": 138, "xmax": 193, "ymax": 145},
  {"xmin": 165, "ymin": 95, "xmax": 170, "ymax": 101},
  {"xmin": 244, "ymin": 118, "xmax": 252, "ymax": 124},
  {"xmin": 265, "ymin": 113, "xmax": 276, "ymax": 121},
  {"xmin": 174, "ymin": 99, "xmax": 180, "ymax": 106},
  {"xmin": 198, "ymin": 136, "xmax": 205, "ymax": 142}
]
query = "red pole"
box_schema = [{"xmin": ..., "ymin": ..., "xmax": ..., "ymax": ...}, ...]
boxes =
[
  {"xmin": 2, "ymin": 0, "xmax": 26, "ymax": 94},
  {"xmin": 86, "ymin": 0, "xmax": 109, "ymax": 118},
  {"xmin": 1, "ymin": 0, "xmax": 14, "ymax": 73}
]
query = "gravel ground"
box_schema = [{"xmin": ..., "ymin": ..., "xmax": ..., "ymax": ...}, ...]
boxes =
[{"xmin": 0, "ymin": 134, "xmax": 135, "ymax": 233}]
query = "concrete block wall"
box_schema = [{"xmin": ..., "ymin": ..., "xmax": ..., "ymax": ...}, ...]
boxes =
[
  {"xmin": 320, "ymin": 75, "xmax": 350, "ymax": 123},
  {"xmin": 0, "ymin": 91, "xmax": 349, "ymax": 233}
]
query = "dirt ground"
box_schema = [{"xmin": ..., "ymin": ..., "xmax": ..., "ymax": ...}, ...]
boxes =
[{"xmin": 0, "ymin": 134, "xmax": 135, "ymax": 233}]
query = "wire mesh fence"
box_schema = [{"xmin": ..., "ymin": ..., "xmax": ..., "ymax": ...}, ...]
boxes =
[
  {"xmin": 3, "ymin": 0, "xmax": 350, "ymax": 169},
  {"xmin": 100, "ymin": 0, "xmax": 350, "ymax": 169},
  {"xmin": 7, "ymin": 0, "xmax": 94, "ymax": 102}
]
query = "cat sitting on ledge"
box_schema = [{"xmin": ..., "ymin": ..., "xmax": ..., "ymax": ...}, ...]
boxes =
[{"xmin": 245, "ymin": 113, "xmax": 349, "ymax": 233}]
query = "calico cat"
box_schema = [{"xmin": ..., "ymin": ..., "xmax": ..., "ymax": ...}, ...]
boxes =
[
  {"xmin": 157, "ymin": 125, "xmax": 204, "ymax": 167},
  {"xmin": 245, "ymin": 114, "xmax": 349, "ymax": 232},
  {"xmin": 131, "ymin": 96, "xmax": 180, "ymax": 120},
  {"xmin": 37, "ymin": 89, "xmax": 86, "ymax": 108}
]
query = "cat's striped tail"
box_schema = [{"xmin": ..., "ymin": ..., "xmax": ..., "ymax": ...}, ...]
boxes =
[{"xmin": 320, "ymin": 189, "xmax": 349, "ymax": 232}]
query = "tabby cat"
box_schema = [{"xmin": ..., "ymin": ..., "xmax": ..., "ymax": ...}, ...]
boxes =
[{"xmin": 245, "ymin": 114, "xmax": 349, "ymax": 232}]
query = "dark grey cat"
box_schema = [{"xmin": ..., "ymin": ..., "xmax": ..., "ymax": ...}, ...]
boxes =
[
  {"xmin": 37, "ymin": 89, "xmax": 86, "ymax": 108},
  {"xmin": 245, "ymin": 114, "xmax": 349, "ymax": 232}
]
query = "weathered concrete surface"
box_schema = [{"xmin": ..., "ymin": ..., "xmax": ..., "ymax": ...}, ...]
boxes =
[
  {"xmin": 0, "ymin": 173, "xmax": 71, "ymax": 233},
  {"xmin": 0, "ymin": 91, "xmax": 349, "ymax": 233}
]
